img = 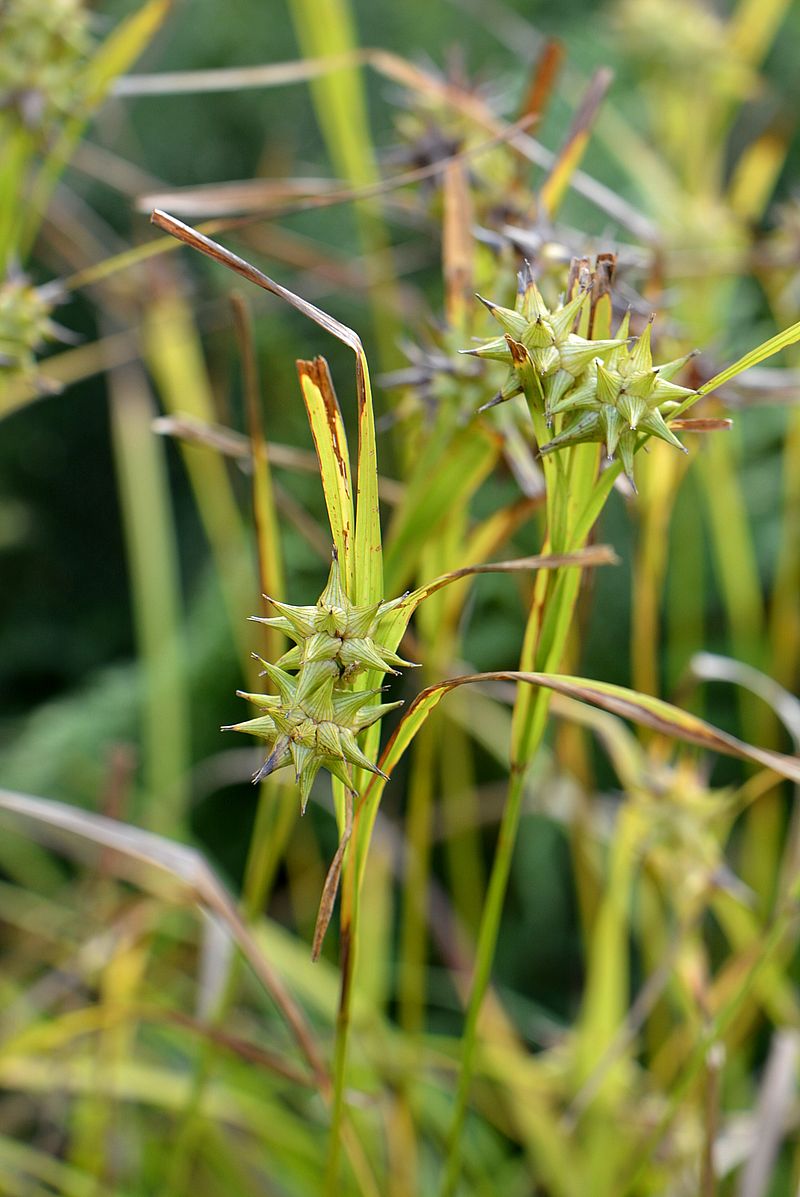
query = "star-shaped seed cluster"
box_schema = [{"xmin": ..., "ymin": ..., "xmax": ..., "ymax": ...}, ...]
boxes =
[
  {"xmin": 224, "ymin": 553, "xmax": 415, "ymax": 809},
  {"xmin": 0, "ymin": 278, "xmax": 56, "ymax": 381},
  {"xmin": 539, "ymin": 314, "xmax": 695, "ymax": 483},
  {"xmin": 467, "ymin": 265, "xmax": 696, "ymax": 486},
  {"xmin": 464, "ymin": 264, "xmax": 626, "ymax": 416}
]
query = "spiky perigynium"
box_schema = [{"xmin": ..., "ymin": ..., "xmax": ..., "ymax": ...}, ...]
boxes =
[
  {"xmin": 224, "ymin": 664, "xmax": 402, "ymax": 812},
  {"xmin": 466, "ymin": 267, "xmax": 698, "ymax": 489},
  {"xmin": 224, "ymin": 552, "xmax": 416, "ymax": 808},
  {"xmin": 538, "ymin": 313, "xmax": 696, "ymax": 487},
  {"xmin": 463, "ymin": 263, "xmax": 626, "ymax": 419}
]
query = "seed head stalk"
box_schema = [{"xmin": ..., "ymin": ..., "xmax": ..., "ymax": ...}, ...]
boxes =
[
  {"xmin": 440, "ymin": 277, "xmax": 622, "ymax": 1196},
  {"xmin": 440, "ymin": 453, "xmax": 612, "ymax": 1196}
]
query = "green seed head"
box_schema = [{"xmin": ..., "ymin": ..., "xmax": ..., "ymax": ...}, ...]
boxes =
[
  {"xmin": 252, "ymin": 551, "xmax": 416, "ymax": 688},
  {"xmin": 229, "ymin": 550, "xmax": 415, "ymax": 808},
  {"xmin": 539, "ymin": 315, "xmax": 697, "ymax": 487},
  {"xmin": 225, "ymin": 668, "xmax": 401, "ymax": 811},
  {"xmin": 0, "ymin": 278, "xmax": 57, "ymax": 382},
  {"xmin": 465, "ymin": 265, "xmax": 625, "ymax": 417}
]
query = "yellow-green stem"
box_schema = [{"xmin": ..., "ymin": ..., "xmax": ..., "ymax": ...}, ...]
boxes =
[{"xmin": 439, "ymin": 437, "xmax": 608, "ymax": 1195}]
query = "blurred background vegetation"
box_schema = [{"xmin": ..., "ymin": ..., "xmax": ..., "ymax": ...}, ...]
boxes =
[{"xmin": 2, "ymin": 0, "xmax": 800, "ymax": 1193}]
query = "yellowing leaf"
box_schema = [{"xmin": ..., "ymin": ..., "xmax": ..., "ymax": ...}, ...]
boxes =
[{"xmin": 297, "ymin": 358, "xmax": 355, "ymax": 586}]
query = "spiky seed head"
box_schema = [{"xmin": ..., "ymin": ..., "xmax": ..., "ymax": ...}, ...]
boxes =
[
  {"xmin": 226, "ymin": 548, "xmax": 414, "ymax": 807},
  {"xmin": 536, "ymin": 314, "xmax": 696, "ymax": 485},
  {"xmin": 0, "ymin": 278, "xmax": 58, "ymax": 381},
  {"xmin": 468, "ymin": 285, "xmax": 624, "ymax": 418}
]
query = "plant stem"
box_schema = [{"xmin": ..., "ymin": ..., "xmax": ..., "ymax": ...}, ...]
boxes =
[
  {"xmin": 440, "ymin": 432, "xmax": 607, "ymax": 1195},
  {"xmin": 439, "ymin": 762, "xmax": 527, "ymax": 1197},
  {"xmin": 325, "ymin": 828, "xmax": 357, "ymax": 1195}
]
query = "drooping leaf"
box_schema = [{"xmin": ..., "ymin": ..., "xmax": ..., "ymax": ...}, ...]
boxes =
[
  {"xmin": 151, "ymin": 211, "xmax": 383, "ymax": 606},
  {"xmin": 0, "ymin": 788, "xmax": 327, "ymax": 1089},
  {"xmin": 379, "ymin": 545, "xmax": 618, "ymax": 655},
  {"xmin": 365, "ymin": 671, "xmax": 800, "ymax": 801}
]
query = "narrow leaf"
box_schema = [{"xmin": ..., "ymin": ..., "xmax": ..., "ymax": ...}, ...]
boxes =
[
  {"xmin": 366, "ymin": 672, "xmax": 800, "ymax": 798},
  {"xmin": 297, "ymin": 358, "xmax": 355, "ymax": 585},
  {"xmin": 519, "ymin": 39, "xmax": 564, "ymax": 124},
  {"xmin": 151, "ymin": 210, "xmax": 361, "ymax": 347},
  {"xmin": 83, "ymin": 0, "xmax": 172, "ymax": 104},
  {"xmin": 379, "ymin": 545, "xmax": 618, "ymax": 653},
  {"xmin": 353, "ymin": 352, "xmax": 383, "ymax": 606},
  {"xmin": 697, "ymin": 320, "xmax": 800, "ymax": 398},
  {"xmin": 442, "ymin": 158, "xmax": 474, "ymax": 329}
]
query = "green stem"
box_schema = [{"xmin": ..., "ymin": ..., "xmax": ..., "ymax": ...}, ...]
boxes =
[
  {"xmin": 439, "ymin": 440, "xmax": 610, "ymax": 1196},
  {"xmin": 108, "ymin": 366, "xmax": 189, "ymax": 837},
  {"xmin": 398, "ymin": 720, "xmax": 438, "ymax": 1035},
  {"xmin": 324, "ymin": 828, "xmax": 358, "ymax": 1195},
  {"xmin": 439, "ymin": 762, "xmax": 527, "ymax": 1197}
]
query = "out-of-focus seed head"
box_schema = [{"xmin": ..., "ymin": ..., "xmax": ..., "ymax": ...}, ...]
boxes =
[
  {"xmin": 0, "ymin": 0, "xmax": 93, "ymax": 133},
  {"xmin": 613, "ymin": 0, "xmax": 751, "ymax": 97},
  {"xmin": 0, "ymin": 277, "xmax": 57, "ymax": 382},
  {"xmin": 634, "ymin": 758, "xmax": 736, "ymax": 914}
]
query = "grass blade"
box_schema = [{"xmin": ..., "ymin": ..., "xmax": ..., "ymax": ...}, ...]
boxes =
[
  {"xmin": 352, "ymin": 350, "xmax": 383, "ymax": 606},
  {"xmin": 693, "ymin": 318, "xmax": 800, "ymax": 401},
  {"xmin": 368, "ymin": 671, "xmax": 800, "ymax": 798},
  {"xmin": 539, "ymin": 68, "xmax": 614, "ymax": 218},
  {"xmin": 297, "ymin": 358, "xmax": 355, "ymax": 585},
  {"xmin": 107, "ymin": 363, "xmax": 189, "ymax": 837},
  {"xmin": 0, "ymin": 788, "xmax": 328, "ymax": 1091},
  {"xmin": 21, "ymin": 0, "xmax": 173, "ymax": 257}
]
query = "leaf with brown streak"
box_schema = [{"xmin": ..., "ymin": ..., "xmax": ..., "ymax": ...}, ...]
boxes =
[{"xmin": 297, "ymin": 357, "xmax": 355, "ymax": 585}]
